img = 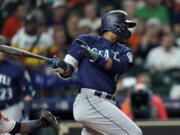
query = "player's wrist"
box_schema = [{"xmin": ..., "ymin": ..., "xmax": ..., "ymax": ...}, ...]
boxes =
[{"xmin": 18, "ymin": 120, "xmax": 37, "ymax": 133}]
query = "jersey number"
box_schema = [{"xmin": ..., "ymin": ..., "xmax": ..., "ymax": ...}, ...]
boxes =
[{"xmin": 0, "ymin": 88, "xmax": 13, "ymax": 100}]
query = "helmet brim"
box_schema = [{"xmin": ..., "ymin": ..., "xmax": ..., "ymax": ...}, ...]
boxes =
[{"xmin": 124, "ymin": 20, "xmax": 136, "ymax": 28}]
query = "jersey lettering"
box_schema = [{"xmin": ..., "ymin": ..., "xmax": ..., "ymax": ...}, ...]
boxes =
[
  {"xmin": 104, "ymin": 50, "xmax": 110, "ymax": 58},
  {"xmin": 112, "ymin": 51, "xmax": 120, "ymax": 62},
  {"xmin": 0, "ymin": 74, "xmax": 11, "ymax": 86},
  {"xmin": 99, "ymin": 50, "xmax": 104, "ymax": 56},
  {"xmin": 91, "ymin": 48, "xmax": 120, "ymax": 61}
]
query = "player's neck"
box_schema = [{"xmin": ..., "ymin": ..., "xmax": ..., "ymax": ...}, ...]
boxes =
[{"xmin": 103, "ymin": 32, "xmax": 117, "ymax": 43}]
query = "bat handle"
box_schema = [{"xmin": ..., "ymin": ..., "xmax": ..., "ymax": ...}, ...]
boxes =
[
  {"xmin": 42, "ymin": 57, "xmax": 58, "ymax": 68},
  {"xmin": 41, "ymin": 57, "xmax": 52, "ymax": 63}
]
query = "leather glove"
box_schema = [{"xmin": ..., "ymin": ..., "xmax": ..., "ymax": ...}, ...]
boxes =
[{"xmin": 35, "ymin": 110, "xmax": 59, "ymax": 131}]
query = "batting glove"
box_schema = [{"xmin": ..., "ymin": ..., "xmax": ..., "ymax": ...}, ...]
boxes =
[
  {"xmin": 50, "ymin": 56, "xmax": 67, "ymax": 71},
  {"xmin": 76, "ymin": 39, "xmax": 101, "ymax": 62}
]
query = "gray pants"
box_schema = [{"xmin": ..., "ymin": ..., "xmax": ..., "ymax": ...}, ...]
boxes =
[{"xmin": 73, "ymin": 88, "xmax": 142, "ymax": 135}]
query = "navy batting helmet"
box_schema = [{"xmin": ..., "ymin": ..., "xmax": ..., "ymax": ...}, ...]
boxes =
[{"xmin": 101, "ymin": 10, "xmax": 136, "ymax": 39}]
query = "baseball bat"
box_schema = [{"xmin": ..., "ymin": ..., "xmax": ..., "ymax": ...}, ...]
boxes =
[{"xmin": 0, "ymin": 45, "xmax": 52, "ymax": 62}]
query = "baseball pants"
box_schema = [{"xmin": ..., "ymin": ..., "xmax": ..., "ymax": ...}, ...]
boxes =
[{"xmin": 73, "ymin": 88, "xmax": 142, "ymax": 135}]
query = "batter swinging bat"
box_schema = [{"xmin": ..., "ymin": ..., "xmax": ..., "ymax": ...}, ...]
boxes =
[{"xmin": 0, "ymin": 45, "xmax": 52, "ymax": 62}]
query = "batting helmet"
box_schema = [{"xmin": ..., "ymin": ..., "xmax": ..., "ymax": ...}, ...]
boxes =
[{"xmin": 101, "ymin": 10, "xmax": 136, "ymax": 39}]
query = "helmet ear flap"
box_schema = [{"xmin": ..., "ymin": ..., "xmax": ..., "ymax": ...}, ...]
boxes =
[
  {"xmin": 112, "ymin": 23, "xmax": 132, "ymax": 39},
  {"xmin": 112, "ymin": 24, "xmax": 123, "ymax": 36},
  {"xmin": 123, "ymin": 29, "xmax": 132, "ymax": 39},
  {"xmin": 112, "ymin": 24, "xmax": 121, "ymax": 35}
]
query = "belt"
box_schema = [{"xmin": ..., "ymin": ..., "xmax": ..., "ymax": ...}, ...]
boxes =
[
  {"xmin": 80, "ymin": 88, "xmax": 116, "ymax": 101},
  {"xmin": 94, "ymin": 91, "xmax": 116, "ymax": 101}
]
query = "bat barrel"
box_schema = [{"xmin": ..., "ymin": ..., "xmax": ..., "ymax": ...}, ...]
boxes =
[{"xmin": 0, "ymin": 45, "xmax": 52, "ymax": 62}]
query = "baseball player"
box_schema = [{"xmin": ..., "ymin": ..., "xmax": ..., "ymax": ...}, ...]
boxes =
[
  {"xmin": 51, "ymin": 10, "xmax": 142, "ymax": 135},
  {"xmin": 0, "ymin": 35, "xmax": 35, "ymax": 135},
  {"xmin": 0, "ymin": 110, "xmax": 59, "ymax": 134}
]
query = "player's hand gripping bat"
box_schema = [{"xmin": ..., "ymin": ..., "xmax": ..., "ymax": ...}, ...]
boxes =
[{"xmin": 0, "ymin": 45, "xmax": 65, "ymax": 69}]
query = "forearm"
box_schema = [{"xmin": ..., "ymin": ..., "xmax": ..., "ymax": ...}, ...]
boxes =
[
  {"xmin": 99, "ymin": 57, "xmax": 132, "ymax": 74},
  {"xmin": 20, "ymin": 120, "xmax": 37, "ymax": 133},
  {"xmin": 9, "ymin": 120, "xmax": 37, "ymax": 134},
  {"xmin": 104, "ymin": 58, "xmax": 112, "ymax": 70}
]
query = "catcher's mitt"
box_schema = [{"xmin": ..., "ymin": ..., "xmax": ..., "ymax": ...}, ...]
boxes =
[{"xmin": 36, "ymin": 110, "xmax": 59, "ymax": 131}]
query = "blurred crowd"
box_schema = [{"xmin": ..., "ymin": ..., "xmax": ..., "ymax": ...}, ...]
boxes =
[{"xmin": 0, "ymin": 0, "xmax": 180, "ymax": 100}]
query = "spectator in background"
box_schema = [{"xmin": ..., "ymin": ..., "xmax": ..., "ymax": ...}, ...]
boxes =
[
  {"xmin": 66, "ymin": 14, "xmax": 80, "ymax": 44},
  {"xmin": 122, "ymin": 0, "xmax": 137, "ymax": 21},
  {"xmin": 115, "ymin": 73, "xmax": 151, "ymax": 96},
  {"xmin": 67, "ymin": 0, "xmax": 91, "ymax": 6},
  {"xmin": 172, "ymin": 0, "xmax": 180, "ymax": 46},
  {"xmin": 2, "ymin": 4, "xmax": 27, "ymax": 40},
  {"xmin": 146, "ymin": 32, "xmax": 180, "ymax": 72},
  {"xmin": 169, "ymin": 84, "xmax": 180, "ymax": 99},
  {"xmin": 0, "ymin": 35, "xmax": 35, "ymax": 129},
  {"xmin": 31, "ymin": 9, "xmax": 45, "ymax": 25},
  {"xmin": 136, "ymin": 73, "xmax": 151, "ymax": 87},
  {"xmin": 121, "ymin": 0, "xmax": 144, "ymax": 51},
  {"xmin": 128, "ymin": 18, "xmax": 146, "ymax": 51},
  {"xmin": 46, "ymin": 0, "xmax": 66, "ymax": 28},
  {"xmin": 32, "ymin": 9, "xmax": 54, "ymax": 41},
  {"xmin": 78, "ymin": 26, "xmax": 92, "ymax": 34},
  {"xmin": 78, "ymin": 3, "xmax": 101, "ymax": 31},
  {"xmin": 135, "ymin": 0, "xmax": 170, "ymax": 24},
  {"xmin": 172, "ymin": 0, "xmax": 180, "ymax": 25},
  {"xmin": 121, "ymin": 83, "xmax": 168, "ymax": 120},
  {"xmin": 48, "ymin": 27, "xmax": 68, "ymax": 58},
  {"xmin": 115, "ymin": 77, "xmax": 137, "ymax": 97},
  {"xmin": 11, "ymin": 14, "xmax": 53, "ymax": 67},
  {"xmin": 136, "ymin": 18, "xmax": 161, "ymax": 59}
]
